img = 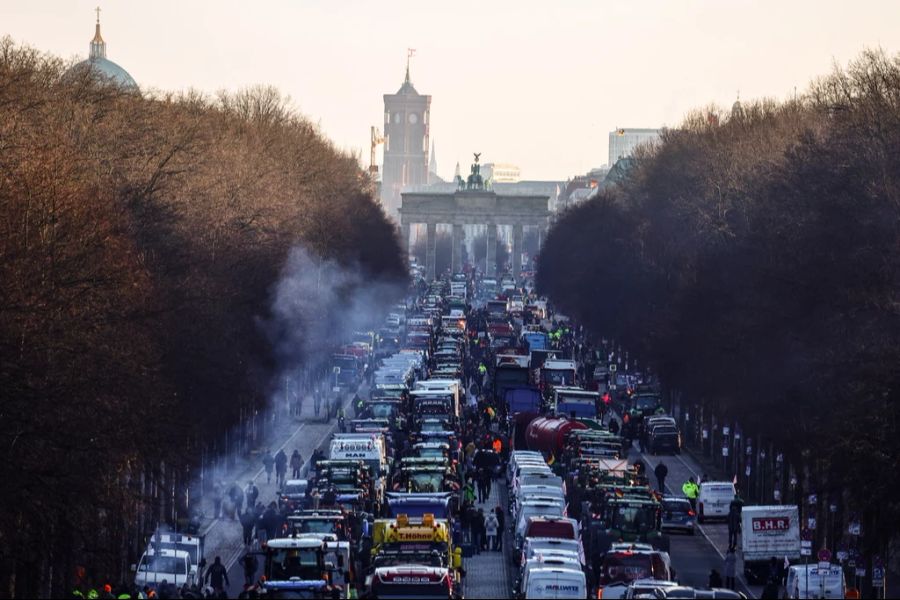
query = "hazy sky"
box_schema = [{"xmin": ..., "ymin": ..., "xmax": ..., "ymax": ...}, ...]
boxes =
[{"xmin": 3, "ymin": 0, "xmax": 899, "ymax": 180}]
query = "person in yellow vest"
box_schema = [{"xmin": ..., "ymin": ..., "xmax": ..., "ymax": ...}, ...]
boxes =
[{"xmin": 682, "ymin": 476, "xmax": 700, "ymax": 510}]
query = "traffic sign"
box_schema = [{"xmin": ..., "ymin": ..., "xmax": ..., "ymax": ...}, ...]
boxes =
[
  {"xmin": 801, "ymin": 548, "xmax": 812, "ymax": 556},
  {"xmin": 818, "ymin": 561, "xmax": 831, "ymax": 569},
  {"xmin": 818, "ymin": 549, "xmax": 832, "ymax": 563},
  {"xmin": 801, "ymin": 540, "xmax": 813, "ymax": 549},
  {"xmin": 849, "ymin": 522, "xmax": 861, "ymax": 535},
  {"xmin": 873, "ymin": 567, "xmax": 885, "ymax": 587},
  {"xmin": 855, "ymin": 568, "xmax": 866, "ymax": 577},
  {"xmin": 609, "ymin": 363, "xmax": 617, "ymax": 372}
]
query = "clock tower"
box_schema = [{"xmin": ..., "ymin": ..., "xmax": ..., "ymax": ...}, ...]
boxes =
[{"xmin": 382, "ymin": 53, "xmax": 431, "ymax": 219}]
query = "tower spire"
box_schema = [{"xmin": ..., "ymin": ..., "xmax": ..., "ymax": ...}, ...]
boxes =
[
  {"xmin": 90, "ymin": 6, "xmax": 107, "ymax": 59},
  {"xmin": 405, "ymin": 48, "xmax": 416, "ymax": 84}
]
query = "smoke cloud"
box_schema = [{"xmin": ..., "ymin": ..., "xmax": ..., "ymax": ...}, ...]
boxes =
[{"xmin": 267, "ymin": 245, "xmax": 406, "ymax": 388}]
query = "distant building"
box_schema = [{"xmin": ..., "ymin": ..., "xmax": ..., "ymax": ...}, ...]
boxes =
[
  {"xmin": 64, "ymin": 9, "xmax": 138, "ymax": 90},
  {"xmin": 482, "ymin": 163, "xmax": 521, "ymax": 184},
  {"xmin": 381, "ymin": 60, "xmax": 431, "ymax": 219},
  {"xmin": 608, "ymin": 128, "xmax": 660, "ymax": 165},
  {"xmin": 428, "ymin": 140, "xmax": 444, "ymax": 184}
]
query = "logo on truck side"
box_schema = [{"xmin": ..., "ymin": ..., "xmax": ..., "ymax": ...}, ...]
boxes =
[{"xmin": 752, "ymin": 517, "xmax": 791, "ymax": 531}]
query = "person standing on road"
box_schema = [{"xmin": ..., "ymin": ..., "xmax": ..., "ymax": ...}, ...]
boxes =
[
  {"xmin": 727, "ymin": 497, "xmax": 742, "ymax": 550},
  {"xmin": 204, "ymin": 556, "xmax": 229, "ymax": 596},
  {"xmin": 290, "ymin": 450, "xmax": 303, "ymax": 479},
  {"xmin": 245, "ymin": 480, "xmax": 259, "ymax": 510},
  {"xmin": 724, "ymin": 548, "xmax": 737, "ymax": 589},
  {"xmin": 229, "ymin": 482, "xmax": 245, "ymax": 518},
  {"xmin": 274, "ymin": 449, "xmax": 288, "ymax": 487},
  {"xmin": 654, "ymin": 461, "xmax": 669, "ymax": 493},
  {"xmin": 472, "ymin": 508, "xmax": 486, "ymax": 554},
  {"xmin": 262, "ymin": 450, "xmax": 275, "ymax": 484},
  {"xmin": 263, "ymin": 501, "xmax": 281, "ymax": 540},
  {"xmin": 212, "ymin": 481, "xmax": 224, "ymax": 518},
  {"xmin": 494, "ymin": 505, "xmax": 505, "ymax": 551},
  {"xmin": 682, "ymin": 477, "xmax": 700, "ymax": 510},
  {"xmin": 241, "ymin": 551, "xmax": 258, "ymax": 586},
  {"xmin": 484, "ymin": 510, "xmax": 499, "ymax": 552},
  {"xmin": 240, "ymin": 508, "xmax": 255, "ymax": 546}
]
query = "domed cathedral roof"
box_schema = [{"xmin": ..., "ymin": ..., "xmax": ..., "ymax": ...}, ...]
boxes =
[
  {"xmin": 731, "ymin": 91, "xmax": 744, "ymax": 119},
  {"xmin": 65, "ymin": 8, "xmax": 138, "ymax": 90}
]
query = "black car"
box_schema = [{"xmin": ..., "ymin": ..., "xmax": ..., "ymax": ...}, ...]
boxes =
[
  {"xmin": 648, "ymin": 424, "xmax": 681, "ymax": 454},
  {"xmin": 278, "ymin": 479, "xmax": 309, "ymax": 512}
]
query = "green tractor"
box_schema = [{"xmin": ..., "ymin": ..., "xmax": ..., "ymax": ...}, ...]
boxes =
[{"xmin": 585, "ymin": 497, "xmax": 670, "ymax": 557}]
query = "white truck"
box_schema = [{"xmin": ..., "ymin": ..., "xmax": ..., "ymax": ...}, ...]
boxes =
[
  {"xmin": 784, "ymin": 564, "xmax": 846, "ymax": 599},
  {"xmin": 740, "ymin": 505, "xmax": 800, "ymax": 582}
]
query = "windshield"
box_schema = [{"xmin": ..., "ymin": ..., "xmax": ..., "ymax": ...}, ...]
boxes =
[
  {"xmin": 610, "ymin": 505, "xmax": 657, "ymax": 533},
  {"xmin": 139, "ymin": 555, "xmax": 186, "ymax": 575},
  {"xmin": 296, "ymin": 519, "xmax": 339, "ymax": 535},
  {"xmin": 634, "ymin": 396, "xmax": 660, "ymax": 410},
  {"xmin": 654, "ymin": 427, "xmax": 678, "ymax": 435},
  {"xmin": 416, "ymin": 448, "xmax": 447, "ymax": 458},
  {"xmin": 663, "ymin": 500, "xmax": 693, "ymax": 514},
  {"xmin": 283, "ymin": 483, "xmax": 307, "ymax": 495},
  {"xmin": 420, "ymin": 421, "xmax": 449, "ymax": 432},
  {"xmin": 545, "ymin": 370, "xmax": 575, "ymax": 385},
  {"xmin": 408, "ymin": 472, "xmax": 445, "ymax": 493},
  {"xmin": 333, "ymin": 357, "xmax": 357, "ymax": 369},
  {"xmin": 602, "ymin": 553, "xmax": 653, "ymax": 583},
  {"xmin": 267, "ymin": 548, "xmax": 321, "ymax": 581},
  {"xmin": 373, "ymin": 553, "xmax": 444, "ymax": 569},
  {"xmin": 369, "ymin": 403, "xmax": 397, "ymax": 418}
]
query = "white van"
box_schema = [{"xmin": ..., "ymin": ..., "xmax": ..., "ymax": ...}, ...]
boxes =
[
  {"xmin": 523, "ymin": 567, "xmax": 586, "ymax": 599},
  {"xmin": 519, "ymin": 557, "xmax": 582, "ymax": 597},
  {"xmin": 785, "ymin": 564, "xmax": 845, "ymax": 599},
  {"xmin": 134, "ymin": 549, "xmax": 195, "ymax": 589},
  {"xmin": 522, "ymin": 538, "xmax": 584, "ymax": 565},
  {"xmin": 697, "ymin": 481, "xmax": 736, "ymax": 522}
]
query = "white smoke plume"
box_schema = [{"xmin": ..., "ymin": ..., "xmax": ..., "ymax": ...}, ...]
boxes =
[{"xmin": 267, "ymin": 245, "xmax": 406, "ymax": 384}]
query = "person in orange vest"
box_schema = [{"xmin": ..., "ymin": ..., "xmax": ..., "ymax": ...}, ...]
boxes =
[{"xmin": 492, "ymin": 437, "xmax": 502, "ymax": 454}]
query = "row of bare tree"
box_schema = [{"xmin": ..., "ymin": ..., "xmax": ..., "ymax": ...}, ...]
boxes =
[
  {"xmin": 538, "ymin": 50, "xmax": 900, "ymax": 568},
  {"xmin": 0, "ymin": 38, "xmax": 405, "ymax": 597}
]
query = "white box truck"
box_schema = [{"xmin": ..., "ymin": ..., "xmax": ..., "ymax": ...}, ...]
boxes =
[{"xmin": 740, "ymin": 505, "xmax": 800, "ymax": 582}]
